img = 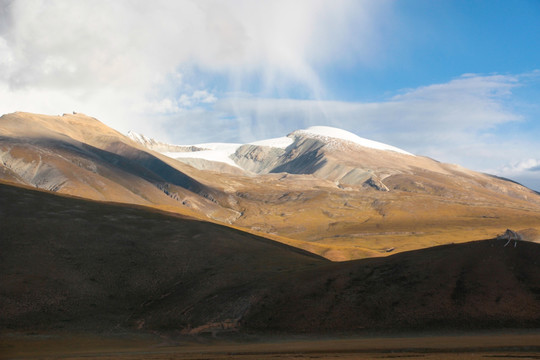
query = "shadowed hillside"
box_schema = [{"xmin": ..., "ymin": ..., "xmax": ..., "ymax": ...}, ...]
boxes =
[
  {"xmin": 1, "ymin": 181, "xmax": 539, "ymax": 335},
  {"xmin": 0, "ymin": 181, "xmax": 324, "ymax": 333},
  {"xmin": 241, "ymin": 238, "xmax": 540, "ymax": 333}
]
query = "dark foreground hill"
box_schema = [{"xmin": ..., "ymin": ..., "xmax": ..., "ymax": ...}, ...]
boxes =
[
  {"xmin": 0, "ymin": 181, "xmax": 325, "ymax": 333},
  {"xmin": 1, "ymin": 181, "xmax": 539, "ymax": 335},
  {"xmin": 241, "ymin": 239, "xmax": 540, "ymax": 333}
]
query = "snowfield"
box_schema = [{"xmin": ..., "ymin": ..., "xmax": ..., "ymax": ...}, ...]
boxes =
[
  {"xmin": 163, "ymin": 143, "xmax": 242, "ymax": 168},
  {"xmin": 292, "ymin": 126, "xmax": 413, "ymax": 156},
  {"xmin": 130, "ymin": 125, "xmax": 414, "ymax": 169},
  {"xmin": 249, "ymin": 136, "xmax": 294, "ymax": 149}
]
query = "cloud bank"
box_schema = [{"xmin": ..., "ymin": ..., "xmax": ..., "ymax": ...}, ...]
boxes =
[
  {"xmin": 165, "ymin": 74, "xmax": 531, "ymax": 167},
  {"xmin": 0, "ymin": 0, "xmax": 389, "ymax": 132}
]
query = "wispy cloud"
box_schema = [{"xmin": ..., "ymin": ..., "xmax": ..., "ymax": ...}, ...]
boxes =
[
  {"xmin": 0, "ymin": 0, "xmax": 390, "ymax": 137},
  {"xmin": 204, "ymin": 74, "xmax": 521, "ymax": 149},
  {"xmin": 500, "ymin": 159, "xmax": 540, "ymax": 173},
  {"xmin": 496, "ymin": 159, "xmax": 540, "ymax": 191},
  {"xmin": 160, "ymin": 73, "xmax": 540, "ymax": 191}
]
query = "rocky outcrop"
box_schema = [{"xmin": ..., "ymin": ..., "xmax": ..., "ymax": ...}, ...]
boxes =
[
  {"xmin": 231, "ymin": 144, "xmax": 288, "ymax": 174},
  {"xmin": 363, "ymin": 176, "xmax": 390, "ymax": 191}
]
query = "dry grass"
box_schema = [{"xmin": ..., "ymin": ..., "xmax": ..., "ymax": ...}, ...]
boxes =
[
  {"xmin": 225, "ymin": 182, "xmax": 540, "ymax": 260},
  {"xmin": 2, "ymin": 332, "xmax": 540, "ymax": 359}
]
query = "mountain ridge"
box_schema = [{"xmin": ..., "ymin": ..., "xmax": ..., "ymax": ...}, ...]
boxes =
[
  {"xmin": 2, "ymin": 111, "xmax": 540, "ymax": 261},
  {"xmin": 128, "ymin": 125, "xmax": 415, "ymax": 178},
  {"xmin": 0, "ymin": 112, "xmax": 242, "ymax": 222}
]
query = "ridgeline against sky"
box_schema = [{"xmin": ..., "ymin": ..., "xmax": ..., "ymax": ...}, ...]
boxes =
[{"xmin": 0, "ymin": 0, "xmax": 539, "ymax": 190}]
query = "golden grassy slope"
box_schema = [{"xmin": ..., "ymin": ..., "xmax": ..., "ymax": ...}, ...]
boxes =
[
  {"xmin": 189, "ymin": 168, "xmax": 540, "ymax": 261},
  {"xmin": 2, "ymin": 111, "xmax": 540, "ymax": 261}
]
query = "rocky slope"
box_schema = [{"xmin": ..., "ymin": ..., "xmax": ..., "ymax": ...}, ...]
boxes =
[{"xmin": 0, "ymin": 112, "xmax": 240, "ymax": 222}]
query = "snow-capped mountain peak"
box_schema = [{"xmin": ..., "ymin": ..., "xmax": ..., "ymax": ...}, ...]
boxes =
[
  {"xmin": 290, "ymin": 126, "xmax": 413, "ymax": 156},
  {"xmin": 128, "ymin": 126, "xmax": 415, "ymax": 178},
  {"xmin": 249, "ymin": 136, "xmax": 294, "ymax": 149}
]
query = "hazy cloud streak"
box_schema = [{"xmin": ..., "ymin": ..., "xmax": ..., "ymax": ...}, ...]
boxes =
[{"xmin": 0, "ymin": 0, "xmax": 388, "ymax": 135}]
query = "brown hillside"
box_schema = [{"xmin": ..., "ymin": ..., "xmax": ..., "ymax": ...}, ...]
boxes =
[
  {"xmin": 242, "ymin": 238, "xmax": 540, "ymax": 333},
  {"xmin": 0, "ymin": 112, "xmax": 239, "ymax": 222},
  {"xmin": 1, "ymin": 182, "xmax": 539, "ymax": 335},
  {"xmin": 0, "ymin": 181, "xmax": 324, "ymax": 333}
]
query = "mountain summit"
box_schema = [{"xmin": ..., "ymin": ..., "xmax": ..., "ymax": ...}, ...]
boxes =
[
  {"xmin": 290, "ymin": 126, "xmax": 413, "ymax": 155},
  {"xmin": 128, "ymin": 126, "xmax": 413, "ymax": 180},
  {"xmin": 2, "ymin": 112, "xmax": 540, "ymax": 260},
  {"xmin": 127, "ymin": 121, "xmax": 540, "ymax": 259}
]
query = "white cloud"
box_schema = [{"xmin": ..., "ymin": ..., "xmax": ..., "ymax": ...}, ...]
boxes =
[
  {"xmin": 0, "ymin": 0, "xmax": 388, "ymax": 134},
  {"xmin": 500, "ymin": 159, "xmax": 540, "ymax": 174},
  {"xmin": 495, "ymin": 159, "xmax": 540, "ymax": 191},
  {"xmin": 206, "ymin": 74, "xmax": 521, "ymax": 150},
  {"xmin": 178, "ymin": 90, "xmax": 217, "ymax": 108}
]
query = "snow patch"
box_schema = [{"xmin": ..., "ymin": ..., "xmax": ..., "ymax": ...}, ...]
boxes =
[
  {"xmin": 249, "ymin": 136, "xmax": 294, "ymax": 149},
  {"xmin": 131, "ymin": 125, "xmax": 414, "ymax": 171},
  {"xmin": 163, "ymin": 142, "xmax": 242, "ymax": 169},
  {"xmin": 292, "ymin": 126, "xmax": 413, "ymax": 156}
]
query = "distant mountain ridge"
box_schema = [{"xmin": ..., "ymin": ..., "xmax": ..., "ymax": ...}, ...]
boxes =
[
  {"xmin": 128, "ymin": 125, "xmax": 536, "ymax": 195},
  {"xmin": 127, "ymin": 130, "xmax": 208, "ymax": 153},
  {"xmin": 2, "ymin": 111, "xmax": 540, "ymax": 261},
  {"xmin": 128, "ymin": 126, "xmax": 414, "ymax": 183}
]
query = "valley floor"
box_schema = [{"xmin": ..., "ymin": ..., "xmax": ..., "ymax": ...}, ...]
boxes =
[{"xmin": 2, "ymin": 331, "xmax": 539, "ymax": 360}]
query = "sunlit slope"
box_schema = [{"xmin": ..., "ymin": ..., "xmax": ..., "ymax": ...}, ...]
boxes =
[
  {"xmin": 0, "ymin": 112, "xmax": 238, "ymax": 221},
  {"xmin": 189, "ymin": 169, "xmax": 540, "ymax": 260},
  {"xmin": 131, "ymin": 122, "xmax": 540, "ymax": 260}
]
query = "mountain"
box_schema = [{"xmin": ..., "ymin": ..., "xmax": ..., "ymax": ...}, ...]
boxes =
[
  {"xmin": 128, "ymin": 126, "xmax": 414, "ymax": 182},
  {"xmin": 130, "ymin": 123, "xmax": 540, "ymax": 260},
  {"xmin": 2, "ymin": 112, "xmax": 540, "ymax": 261},
  {"xmin": 0, "ymin": 112, "xmax": 240, "ymax": 222},
  {"xmin": 1, "ymin": 181, "xmax": 539, "ymax": 334},
  {"xmin": 129, "ymin": 125, "xmax": 535, "ymax": 195}
]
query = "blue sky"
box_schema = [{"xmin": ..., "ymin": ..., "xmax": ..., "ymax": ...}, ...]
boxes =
[{"xmin": 1, "ymin": 0, "xmax": 539, "ymax": 190}]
